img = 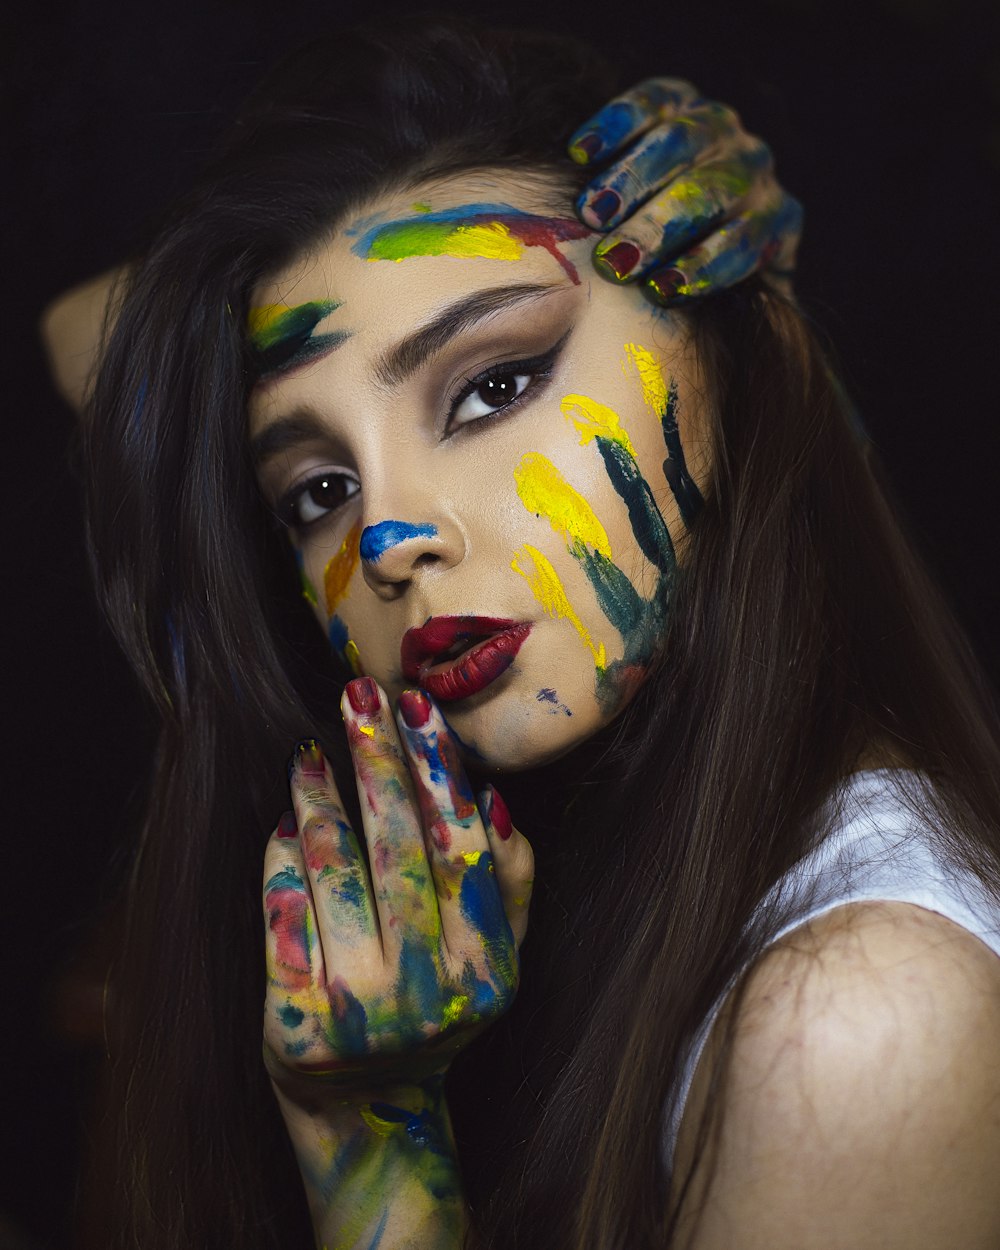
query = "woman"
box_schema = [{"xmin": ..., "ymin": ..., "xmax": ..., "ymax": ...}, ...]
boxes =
[{"xmin": 81, "ymin": 17, "xmax": 1000, "ymax": 1250}]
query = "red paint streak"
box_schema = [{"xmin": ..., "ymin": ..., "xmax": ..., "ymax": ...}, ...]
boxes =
[{"xmin": 505, "ymin": 215, "xmax": 591, "ymax": 285}]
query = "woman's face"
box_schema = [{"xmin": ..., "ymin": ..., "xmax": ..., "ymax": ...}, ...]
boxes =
[{"xmin": 249, "ymin": 172, "xmax": 710, "ymax": 771}]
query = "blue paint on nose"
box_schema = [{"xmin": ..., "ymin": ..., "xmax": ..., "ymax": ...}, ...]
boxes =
[{"xmin": 360, "ymin": 520, "xmax": 438, "ymax": 563}]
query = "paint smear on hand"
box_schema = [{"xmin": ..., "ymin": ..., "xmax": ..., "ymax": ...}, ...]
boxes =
[
  {"xmin": 514, "ymin": 453, "xmax": 612, "ymax": 557},
  {"xmin": 512, "ymin": 543, "xmax": 606, "ymax": 669},
  {"xmin": 561, "ymin": 393, "xmax": 637, "ymax": 457},
  {"xmin": 348, "ymin": 203, "xmax": 591, "ymax": 284},
  {"xmin": 324, "ymin": 519, "xmax": 362, "ymax": 615}
]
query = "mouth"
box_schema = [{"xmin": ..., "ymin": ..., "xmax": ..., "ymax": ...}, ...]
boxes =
[{"xmin": 400, "ymin": 615, "xmax": 532, "ymax": 702}]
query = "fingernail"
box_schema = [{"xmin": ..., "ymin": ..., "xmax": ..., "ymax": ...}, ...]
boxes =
[
  {"xmin": 292, "ymin": 738, "xmax": 326, "ymax": 777},
  {"xmin": 346, "ymin": 676, "xmax": 380, "ymax": 716},
  {"xmin": 595, "ymin": 240, "xmax": 641, "ymax": 281},
  {"xmin": 398, "ymin": 688, "xmax": 432, "ymax": 729},
  {"xmin": 489, "ymin": 788, "xmax": 512, "ymax": 841},
  {"xmin": 277, "ymin": 810, "xmax": 298, "ymax": 839},
  {"xmin": 646, "ymin": 267, "xmax": 687, "ymax": 303},
  {"xmin": 569, "ymin": 131, "xmax": 603, "ymax": 164},
  {"xmin": 587, "ymin": 188, "xmax": 622, "ymax": 227}
]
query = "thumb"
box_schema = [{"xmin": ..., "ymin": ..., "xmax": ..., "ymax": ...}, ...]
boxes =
[{"xmin": 477, "ymin": 785, "xmax": 533, "ymax": 949}]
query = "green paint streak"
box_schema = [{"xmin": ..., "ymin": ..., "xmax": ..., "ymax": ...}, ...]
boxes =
[{"xmin": 250, "ymin": 300, "xmax": 347, "ymax": 378}]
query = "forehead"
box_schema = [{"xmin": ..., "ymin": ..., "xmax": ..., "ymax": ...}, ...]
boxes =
[{"xmin": 251, "ymin": 171, "xmax": 590, "ymax": 321}]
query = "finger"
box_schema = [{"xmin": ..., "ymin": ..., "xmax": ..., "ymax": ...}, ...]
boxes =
[
  {"xmin": 263, "ymin": 810, "xmax": 324, "ymax": 994},
  {"xmin": 477, "ymin": 786, "xmax": 534, "ymax": 949},
  {"xmin": 576, "ymin": 102, "xmax": 742, "ymax": 231},
  {"xmin": 590, "ymin": 148, "xmax": 773, "ymax": 284},
  {"xmin": 568, "ymin": 77, "xmax": 700, "ymax": 166},
  {"xmin": 396, "ymin": 691, "xmax": 516, "ymax": 992},
  {"xmin": 287, "ymin": 740, "xmax": 381, "ymax": 983},
  {"xmin": 340, "ymin": 677, "xmax": 439, "ymax": 957},
  {"xmin": 644, "ymin": 190, "xmax": 804, "ymax": 305}
]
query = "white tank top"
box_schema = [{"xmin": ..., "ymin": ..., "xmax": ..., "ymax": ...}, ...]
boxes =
[{"xmin": 662, "ymin": 768, "xmax": 1000, "ymax": 1169}]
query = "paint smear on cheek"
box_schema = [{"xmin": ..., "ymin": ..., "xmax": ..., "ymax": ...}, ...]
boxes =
[
  {"xmin": 537, "ymin": 687, "xmax": 572, "ymax": 715},
  {"xmin": 324, "ymin": 519, "xmax": 362, "ymax": 614},
  {"xmin": 561, "ymin": 393, "xmax": 637, "ymax": 457},
  {"xmin": 511, "ymin": 544, "xmax": 606, "ymax": 669},
  {"xmin": 347, "ymin": 203, "xmax": 591, "ymax": 284},
  {"xmin": 513, "ymin": 453, "xmax": 612, "ymax": 556}
]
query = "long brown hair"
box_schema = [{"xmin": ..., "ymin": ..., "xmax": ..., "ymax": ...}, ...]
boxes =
[{"xmin": 83, "ymin": 17, "xmax": 1000, "ymax": 1248}]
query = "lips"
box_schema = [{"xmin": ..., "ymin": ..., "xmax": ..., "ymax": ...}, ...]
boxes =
[{"xmin": 401, "ymin": 615, "xmax": 532, "ymax": 702}]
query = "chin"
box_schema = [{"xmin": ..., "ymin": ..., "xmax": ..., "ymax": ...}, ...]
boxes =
[{"xmin": 439, "ymin": 685, "xmax": 600, "ymax": 774}]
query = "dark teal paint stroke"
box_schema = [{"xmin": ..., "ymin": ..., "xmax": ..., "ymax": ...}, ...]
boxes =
[
  {"xmin": 593, "ymin": 437, "xmax": 675, "ymax": 573},
  {"xmin": 573, "ymin": 543, "xmax": 646, "ymax": 637},
  {"xmin": 264, "ymin": 865, "xmax": 308, "ymax": 895},
  {"xmin": 659, "ymin": 379, "xmax": 705, "ymax": 527}
]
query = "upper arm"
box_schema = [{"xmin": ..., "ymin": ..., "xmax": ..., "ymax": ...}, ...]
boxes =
[
  {"xmin": 671, "ymin": 902, "xmax": 1000, "ymax": 1250},
  {"xmin": 39, "ymin": 267, "xmax": 123, "ymax": 412}
]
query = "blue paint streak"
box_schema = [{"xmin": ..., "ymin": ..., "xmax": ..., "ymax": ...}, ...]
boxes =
[
  {"xmin": 359, "ymin": 520, "xmax": 437, "ymax": 563},
  {"xmin": 366, "ymin": 1206, "xmax": 390, "ymax": 1250},
  {"xmin": 278, "ymin": 1002, "xmax": 305, "ymax": 1028},
  {"xmin": 328, "ymin": 614, "xmax": 349, "ymax": 650},
  {"xmin": 264, "ymin": 866, "xmax": 307, "ymax": 895}
]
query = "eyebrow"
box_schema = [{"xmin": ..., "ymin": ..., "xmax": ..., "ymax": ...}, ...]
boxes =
[
  {"xmin": 251, "ymin": 281, "xmax": 565, "ymax": 466},
  {"xmin": 373, "ymin": 282, "xmax": 563, "ymax": 390}
]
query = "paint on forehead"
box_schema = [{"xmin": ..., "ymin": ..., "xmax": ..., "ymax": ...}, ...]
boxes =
[
  {"xmin": 360, "ymin": 520, "xmax": 438, "ymax": 564},
  {"xmin": 324, "ymin": 519, "xmax": 362, "ymax": 615},
  {"xmin": 248, "ymin": 299, "xmax": 349, "ymax": 378},
  {"xmin": 346, "ymin": 202, "xmax": 592, "ymax": 284},
  {"xmin": 513, "ymin": 453, "xmax": 611, "ymax": 558}
]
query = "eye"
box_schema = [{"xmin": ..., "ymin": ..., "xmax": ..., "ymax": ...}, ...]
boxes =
[
  {"xmin": 450, "ymin": 370, "xmax": 532, "ymax": 427},
  {"xmin": 278, "ymin": 472, "xmax": 360, "ymax": 528},
  {"xmin": 445, "ymin": 332, "xmax": 571, "ymax": 435}
]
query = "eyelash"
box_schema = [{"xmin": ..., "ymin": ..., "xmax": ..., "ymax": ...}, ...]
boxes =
[{"xmin": 276, "ymin": 335, "xmax": 567, "ymax": 532}]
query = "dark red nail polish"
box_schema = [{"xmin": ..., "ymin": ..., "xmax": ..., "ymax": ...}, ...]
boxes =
[
  {"xmin": 294, "ymin": 738, "xmax": 326, "ymax": 776},
  {"xmin": 647, "ymin": 266, "xmax": 685, "ymax": 303},
  {"xmin": 346, "ymin": 676, "xmax": 380, "ymax": 716},
  {"xmin": 399, "ymin": 689, "xmax": 432, "ymax": 729},
  {"xmin": 277, "ymin": 810, "xmax": 298, "ymax": 839},
  {"xmin": 490, "ymin": 788, "xmax": 512, "ymax": 841},
  {"xmin": 570, "ymin": 130, "xmax": 603, "ymax": 163},
  {"xmin": 588, "ymin": 188, "xmax": 622, "ymax": 226},
  {"xmin": 596, "ymin": 240, "xmax": 641, "ymax": 281}
]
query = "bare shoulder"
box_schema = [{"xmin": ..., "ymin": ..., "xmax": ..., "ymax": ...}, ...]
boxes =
[{"xmin": 672, "ymin": 902, "xmax": 1000, "ymax": 1250}]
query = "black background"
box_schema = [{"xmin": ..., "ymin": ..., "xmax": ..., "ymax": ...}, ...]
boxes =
[{"xmin": 3, "ymin": 0, "xmax": 999, "ymax": 1242}]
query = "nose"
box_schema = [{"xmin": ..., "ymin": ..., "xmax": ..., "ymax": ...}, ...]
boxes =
[{"xmin": 359, "ymin": 515, "xmax": 465, "ymax": 596}]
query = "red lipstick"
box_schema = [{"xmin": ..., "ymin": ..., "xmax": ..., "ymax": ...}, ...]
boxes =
[{"xmin": 401, "ymin": 616, "xmax": 532, "ymax": 702}]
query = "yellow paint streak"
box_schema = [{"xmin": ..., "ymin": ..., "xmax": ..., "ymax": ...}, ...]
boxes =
[
  {"xmin": 622, "ymin": 342, "xmax": 669, "ymax": 414},
  {"xmin": 462, "ymin": 850, "xmax": 484, "ymax": 867},
  {"xmin": 343, "ymin": 640, "xmax": 363, "ymax": 676},
  {"xmin": 442, "ymin": 994, "xmax": 469, "ymax": 1028},
  {"xmin": 511, "ymin": 544, "xmax": 606, "ymax": 669},
  {"xmin": 247, "ymin": 304, "xmax": 290, "ymax": 336},
  {"xmin": 360, "ymin": 1105, "xmax": 396, "ymax": 1138},
  {"xmin": 445, "ymin": 222, "xmax": 522, "ymax": 261},
  {"xmin": 561, "ymin": 393, "xmax": 636, "ymax": 457},
  {"xmin": 324, "ymin": 519, "xmax": 362, "ymax": 615},
  {"xmin": 514, "ymin": 453, "xmax": 611, "ymax": 557},
  {"xmin": 358, "ymin": 724, "xmax": 375, "ymax": 738}
]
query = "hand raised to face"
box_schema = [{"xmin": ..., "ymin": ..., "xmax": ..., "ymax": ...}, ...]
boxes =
[
  {"xmin": 262, "ymin": 679, "xmax": 533, "ymax": 1091},
  {"xmin": 571, "ymin": 77, "xmax": 803, "ymax": 304}
]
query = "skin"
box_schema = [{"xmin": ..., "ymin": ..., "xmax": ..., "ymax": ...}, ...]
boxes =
[{"xmin": 250, "ymin": 173, "xmax": 711, "ymax": 772}]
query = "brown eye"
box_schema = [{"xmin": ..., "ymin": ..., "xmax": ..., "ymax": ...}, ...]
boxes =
[
  {"xmin": 282, "ymin": 473, "xmax": 360, "ymax": 527},
  {"xmin": 450, "ymin": 371, "xmax": 531, "ymax": 427}
]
